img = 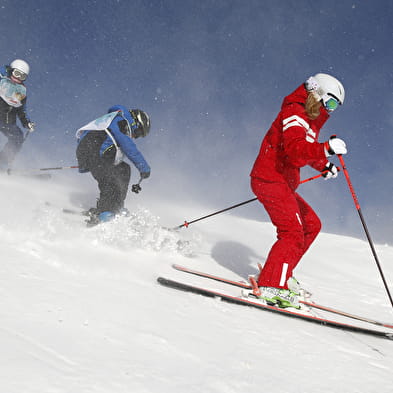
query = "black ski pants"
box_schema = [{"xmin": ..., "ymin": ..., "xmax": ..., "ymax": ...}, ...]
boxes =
[
  {"xmin": 0, "ymin": 123, "xmax": 24, "ymax": 166},
  {"xmin": 90, "ymin": 161, "xmax": 131, "ymax": 214}
]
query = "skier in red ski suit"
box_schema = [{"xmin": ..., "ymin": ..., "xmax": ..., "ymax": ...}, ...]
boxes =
[{"xmin": 250, "ymin": 73, "xmax": 347, "ymax": 308}]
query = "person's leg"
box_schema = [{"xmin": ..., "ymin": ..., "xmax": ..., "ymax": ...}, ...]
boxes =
[
  {"xmin": 0, "ymin": 124, "xmax": 24, "ymax": 167},
  {"xmin": 251, "ymin": 178, "xmax": 305, "ymax": 289},
  {"xmin": 91, "ymin": 162, "xmax": 130, "ymax": 214},
  {"xmin": 292, "ymin": 193, "xmax": 321, "ymax": 270},
  {"xmin": 114, "ymin": 162, "xmax": 131, "ymax": 211}
]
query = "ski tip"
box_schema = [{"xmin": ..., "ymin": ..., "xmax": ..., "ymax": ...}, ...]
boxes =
[{"xmin": 62, "ymin": 208, "xmax": 81, "ymax": 215}]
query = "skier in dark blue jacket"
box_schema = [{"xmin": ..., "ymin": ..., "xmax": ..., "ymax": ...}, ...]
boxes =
[
  {"xmin": 76, "ymin": 105, "xmax": 151, "ymax": 225},
  {"xmin": 0, "ymin": 59, "xmax": 35, "ymax": 169}
]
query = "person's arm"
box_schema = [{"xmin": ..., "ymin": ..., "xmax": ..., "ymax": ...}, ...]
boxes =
[
  {"xmin": 110, "ymin": 120, "xmax": 151, "ymax": 175},
  {"xmin": 0, "ymin": 65, "xmax": 7, "ymax": 78},
  {"xmin": 281, "ymin": 105, "xmax": 327, "ymax": 168},
  {"xmin": 16, "ymin": 97, "xmax": 33, "ymax": 129}
]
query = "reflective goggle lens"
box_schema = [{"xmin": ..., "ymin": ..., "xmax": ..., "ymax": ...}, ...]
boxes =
[
  {"xmin": 130, "ymin": 110, "xmax": 146, "ymax": 138},
  {"xmin": 323, "ymin": 95, "xmax": 339, "ymax": 112},
  {"xmin": 12, "ymin": 69, "xmax": 27, "ymax": 81}
]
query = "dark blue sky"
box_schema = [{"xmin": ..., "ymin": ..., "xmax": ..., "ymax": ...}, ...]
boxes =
[{"xmin": 1, "ymin": 0, "xmax": 392, "ymax": 245}]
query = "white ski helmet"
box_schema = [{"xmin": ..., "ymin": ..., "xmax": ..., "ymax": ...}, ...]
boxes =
[
  {"xmin": 307, "ymin": 73, "xmax": 345, "ymax": 105},
  {"xmin": 10, "ymin": 59, "xmax": 30, "ymax": 76}
]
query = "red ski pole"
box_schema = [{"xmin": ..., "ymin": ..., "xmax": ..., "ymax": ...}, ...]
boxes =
[
  {"xmin": 338, "ymin": 154, "xmax": 393, "ymax": 309},
  {"xmin": 174, "ymin": 170, "xmax": 336, "ymax": 230},
  {"xmin": 7, "ymin": 165, "xmax": 79, "ymax": 175}
]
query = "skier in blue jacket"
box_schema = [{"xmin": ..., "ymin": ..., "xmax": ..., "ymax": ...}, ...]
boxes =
[
  {"xmin": 76, "ymin": 105, "xmax": 151, "ymax": 225},
  {"xmin": 0, "ymin": 59, "xmax": 35, "ymax": 169}
]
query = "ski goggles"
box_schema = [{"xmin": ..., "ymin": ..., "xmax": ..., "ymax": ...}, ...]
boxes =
[
  {"xmin": 321, "ymin": 94, "xmax": 340, "ymax": 112},
  {"xmin": 12, "ymin": 69, "xmax": 27, "ymax": 81},
  {"xmin": 132, "ymin": 126, "xmax": 145, "ymax": 138}
]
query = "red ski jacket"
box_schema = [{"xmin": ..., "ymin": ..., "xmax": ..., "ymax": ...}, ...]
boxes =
[{"xmin": 250, "ymin": 84, "xmax": 330, "ymax": 191}]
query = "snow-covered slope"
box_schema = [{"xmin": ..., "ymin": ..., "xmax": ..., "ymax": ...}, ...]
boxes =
[{"xmin": 0, "ymin": 173, "xmax": 392, "ymax": 393}]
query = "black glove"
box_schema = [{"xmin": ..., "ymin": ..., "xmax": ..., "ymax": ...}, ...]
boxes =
[
  {"xmin": 132, "ymin": 183, "xmax": 142, "ymax": 193},
  {"xmin": 140, "ymin": 171, "xmax": 150, "ymax": 179},
  {"xmin": 26, "ymin": 121, "xmax": 35, "ymax": 132},
  {"xmin": 322, "ymin": 162, "xmax": 338, "ymax": 180}
]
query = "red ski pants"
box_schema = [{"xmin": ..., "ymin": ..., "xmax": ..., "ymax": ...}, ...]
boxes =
[{"xmin": 251, "ymin": 178, "xmax": 321, "ymax": 289}]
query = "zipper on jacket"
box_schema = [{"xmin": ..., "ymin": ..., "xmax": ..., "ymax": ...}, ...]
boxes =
[{"xmin": 6, "ymin": 107, "xmax": 11, "ymax": 124}]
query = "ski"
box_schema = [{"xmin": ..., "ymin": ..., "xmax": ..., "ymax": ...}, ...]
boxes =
[
  {"xmin": 28, "ymin": 173, "xmax": 52, "ymax": 180},
  {"xmin": 157, "ymin": 277, "xmax": 393, "ymax": 340},
  {"xmin": 62, "ymin": 208, "xmax": 86, "ymax": 215},
  {"xmin": 172, "ymin": 264, "xmax": 393, "ymax": 329},
  {"xmin": 62, "ymin": 208, "xmax": 104, "ymax": 227},
  {"xmin": 8, "ymin": 172, "xmax": 52, "ymax": 180}
]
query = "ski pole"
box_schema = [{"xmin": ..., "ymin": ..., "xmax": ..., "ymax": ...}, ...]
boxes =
[
  {"xmin": 173, "ymin": 170, "xmax": 336, "ymax": 230},
  {"xmin": 7, "ymin": 165, "xmax": 79, "ymax": 175},
  {"xmin": 6, "ymin": 131, "xmax": 32, "ymax": 171},
  {"xmin": 337, "ymin": 154, "xmax": 393, "ymax": 309},
  {"xmin": 32, "ymin": 165, "xmax": 79, "ymax": 171},
  {"xmin": 175, "ymin": 197, "xmax": 257, "ymax": 229},
  {"xmin": 23, "ymin": 130, "xmax": 31, "ymax": 142}
]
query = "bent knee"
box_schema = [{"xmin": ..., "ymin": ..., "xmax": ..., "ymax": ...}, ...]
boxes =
[
  {"xmin": 8, "ymin": 127, "xmax": 24, "ymax": 145},
  {"xmin": 307, "ymin": 215, "xmax": 322, "ymax": 237},
  {"xmin": 278, "ymin": 227, "xmax": 305, "ymax": 250}
]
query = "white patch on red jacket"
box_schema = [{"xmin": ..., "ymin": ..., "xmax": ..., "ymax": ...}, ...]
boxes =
[{"xmin": 283, "ymin": 115, "xmax": 317, "ymax": 143}]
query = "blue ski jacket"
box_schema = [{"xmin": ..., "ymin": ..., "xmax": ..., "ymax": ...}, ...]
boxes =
[{"xmin": 77, "ymin": 105, "xmax": 151, "ymax": 175}]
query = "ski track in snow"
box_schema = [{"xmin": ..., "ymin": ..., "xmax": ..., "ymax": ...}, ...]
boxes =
[{"xmin": 0, "ymin": 174, "xmax": 392, "ymax": 393}]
